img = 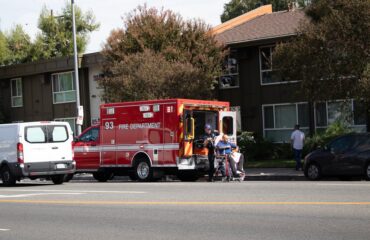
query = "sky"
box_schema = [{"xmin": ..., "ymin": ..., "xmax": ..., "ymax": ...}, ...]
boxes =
[{"xmin": 0, "ymin": 0, "xmax": 229, "ymax": 53}]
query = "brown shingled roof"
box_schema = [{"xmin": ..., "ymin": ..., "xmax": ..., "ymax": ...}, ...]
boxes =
[{"xmin": 215, "ymin": 9, "xmax": 307, "ymax": 45}]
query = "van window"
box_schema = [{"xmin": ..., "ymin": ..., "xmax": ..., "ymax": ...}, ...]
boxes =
[
  {"xmin": 50, "ymin": 126, "xmax": 68, "ymax": 142},
  {"xmin": 25, "ymin": 125, "xmax": 69, "ymax": 143},
  {"xmin": 222, "ymin": 117, "xmax": 234, "ymax": 135},
  {"xmin": 26, "ymin": 127, "xmax": 46, "ymax": 143}
]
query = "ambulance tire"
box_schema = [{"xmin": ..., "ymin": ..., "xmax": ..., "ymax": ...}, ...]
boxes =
[
  {"xmin": 134, "ymin": 159, "xmax": 153, "ymax": 182},
  {"xmin": 93, "ymin": 172, "xmax": 113, "ymax": 182},
  {"xmin": 177, "ymin": 171, "xmax": 199, "ymax": 182}
]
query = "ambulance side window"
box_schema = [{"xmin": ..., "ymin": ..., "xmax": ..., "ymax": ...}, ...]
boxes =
[{"xmin": 222, "ymin": 117, "xmax": 234, "ymax": 135}]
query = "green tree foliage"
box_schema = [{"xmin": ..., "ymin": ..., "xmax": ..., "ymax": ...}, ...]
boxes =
[
  {"xmin": 273, "ymin": 0, "xmax": 370, "ymax": 103},
  {"xmin": 0, "ymin": 30, "xmax": 10, "ymax": 65},
  {"xmin": 32, "ymin": 3, "xmax": 99, "ymax": 60},
  {"xmin": 0, "ymin": 25, "xmax": 32, "ymax": 65},
  {"xmin": 5, "ymin": 25, "xmax": 32, "ymax": 64},
  {"xmin": 101, "ymin": 6, "xmax": 226, "ymax": 102},
  {"xmin": 221, "ymin": 0, "xmax": 310, "ymax": 22}
]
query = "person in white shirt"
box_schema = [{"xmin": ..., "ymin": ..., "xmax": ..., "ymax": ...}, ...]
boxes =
[{"xmin": 291, "ymin": 124, "xmax": 305, "ymax": 171}]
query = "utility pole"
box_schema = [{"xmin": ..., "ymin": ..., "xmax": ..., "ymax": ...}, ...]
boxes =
[{"xmin": 71, "ymin": 0, "xmax": 82, "ymax": 135}]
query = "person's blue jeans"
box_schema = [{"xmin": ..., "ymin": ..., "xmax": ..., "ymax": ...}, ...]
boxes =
[{"xmin": 293, "ymin": 148, "xmax": 302, "ymax": 170}]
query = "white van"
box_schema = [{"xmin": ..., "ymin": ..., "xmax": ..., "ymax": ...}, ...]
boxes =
[{"xmin": 0, "ymin": 122, "xmax": 75, "ymax": 186}]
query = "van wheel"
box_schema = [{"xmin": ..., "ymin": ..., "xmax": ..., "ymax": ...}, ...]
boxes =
[
  {"xmin": 64, "ymin": 174, "xmax": 74, "ymax": 182},
  {"xmin": 93, "ymin": 172, "xmax": 113, "ymax": 182},
  {"xmin": 365, "ymin": 163, "xmax": 370, "ymax": 181},
  {"xmin": 1, "ymin": 166, "xmax": 16, "ymax": 186},
  {"xmin": 305, "ymin": 163, "xmax": 321, "ymax": 181},
  {"xmin": 134, "ymin": 159, "xmax": 153, "ymax": 182},
  {"xmin": 51, "ymin": 175, "xmax": 65, "ymax": 185},
  {"xmin": 177, "ymin": 171, "xmax": 199, "ymax": 182}
]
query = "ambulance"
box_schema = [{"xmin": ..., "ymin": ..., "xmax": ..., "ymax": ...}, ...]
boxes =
[{"xmin": 73, "ymin": 99, "xmax": 236, "ymax": 181}]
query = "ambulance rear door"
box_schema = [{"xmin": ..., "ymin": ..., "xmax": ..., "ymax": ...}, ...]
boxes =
[{"xmin": 219, "ymin": 111, "xmax": 237, "ymax": 144}]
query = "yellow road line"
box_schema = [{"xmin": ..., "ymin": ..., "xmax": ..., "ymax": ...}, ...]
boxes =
[{"xmin": 0, "ymin": 200, "xmax": 370, "ymax": 206}]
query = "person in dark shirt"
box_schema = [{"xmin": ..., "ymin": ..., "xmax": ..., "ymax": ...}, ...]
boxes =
[{"xmin": 203, "ymin": 124, "xmax": 216, "ymax": 182}]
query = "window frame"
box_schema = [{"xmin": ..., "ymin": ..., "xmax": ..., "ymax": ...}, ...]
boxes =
[
  {"xmin": 259, "ymin": 45, "xmax": 300, "ymax": 86},
  {"xmin": 262, "ymin": 102, "xmax": 310, "ymax": 143},
  {"xmin": 51, "ymin": 71, "xmax": 77, "ymax": 104},
  {"xmin": 219, "ymin": 49, "xmax": 239, "ymax": 89},
  {"xmin": 10, "ymin": 78, "xmax": 23, "ymax": 108},
  {"xmin": 314, "ymin": 99, "xmax": 366, "ymax": 132}
]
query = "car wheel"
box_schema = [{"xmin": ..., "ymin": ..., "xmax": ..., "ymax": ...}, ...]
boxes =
[
  {"xmin": 51, "ymin": 175, "xmax": 65, "ymax": 185},
  {"xmin": 177, "ymin": 171, "xmax": 199, "ymax": 182},
  {"xmin": 93, "ymin": 172, "xmax": 113, "ymax": 182},
  {"xmin": 134, "ymin": 159, "xmax": 153, "ymax": 182},
  {"xmin": 365, "ymin": 163, "xmax": 370, "ymax": 181},
  {"xmin": 64, "ymin": 174, "xmax": 74, "ymax": 182},
  {"xmin": 0, "ymin": 166, "xmax": 16, "ymax": 186},
  {"xmin": 305, "ymin": 163, "xmax": 321, "ymax": 181}
]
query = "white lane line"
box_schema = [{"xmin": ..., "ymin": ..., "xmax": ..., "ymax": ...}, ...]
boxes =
[
  {"xmin": 0, "ymin": 189, "xmax": 146, "ymax": 194},
  {"xmin": 0, "ymin": 193, "xmax": 84, "ymax": 198},
  {"xmin": 0, "ymin": 229, "xmax": 10, "ymax": 231},
  {"xmin": 317, "ymin": 183, "xmax": 370, "ymax": 187}
]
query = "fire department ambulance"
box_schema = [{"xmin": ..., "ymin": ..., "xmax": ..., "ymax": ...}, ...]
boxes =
[{"xmin": 73, "ymin": 99, "xmax": 236, "ymax": 181}]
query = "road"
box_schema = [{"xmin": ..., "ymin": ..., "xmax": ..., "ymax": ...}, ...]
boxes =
[{"xmin": 0, "ymin": 180, "xmax": 369, "ymax": 240}]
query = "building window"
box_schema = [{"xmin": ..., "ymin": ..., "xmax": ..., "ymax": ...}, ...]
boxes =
[
  {"xmin": 263, "ymin": 103, "xmax": 309, "ymax": 142},
  {"xmin": 11, "ymin": 78, "xmax": 23, "ymax": 107},
  {"xmin": 219, "ymin": 49, "xmax": 239, "ymax": 89},
  {"xmin": 314, "ymin": 100, "xmax": 366, "ymax": 132},
  {"xmin": 52, "ymin": 72, "xmax": 76, "ymax": 104},
  {"xmin": 260, "ymin": 46, "xmax": 293, "ymax": 85},
  {"xmin": 55, "ymin": 117, "xmax": 77, "ymax": 136}
]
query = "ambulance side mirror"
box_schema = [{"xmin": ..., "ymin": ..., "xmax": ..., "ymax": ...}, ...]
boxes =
[{"xmin": 185, "ymin": 117, "xmax": 195, "ymax": 140}]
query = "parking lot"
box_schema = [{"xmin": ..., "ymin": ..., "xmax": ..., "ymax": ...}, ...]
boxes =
[{"xmin": 0, "ymin": 179, "xmax": 369, "ymax": 240}]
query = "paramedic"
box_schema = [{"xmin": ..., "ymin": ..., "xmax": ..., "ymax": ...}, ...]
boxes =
[{"xmin": 203, "ymin": 124, "xmax": 216, "ymax": 182}]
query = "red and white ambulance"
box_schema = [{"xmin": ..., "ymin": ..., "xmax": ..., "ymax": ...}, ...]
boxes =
[{"xmin": 72, "ymin": 99, "xmax": 236, "ymax": 181}]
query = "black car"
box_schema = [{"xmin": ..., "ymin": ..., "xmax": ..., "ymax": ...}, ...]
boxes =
[{"xmin": 304, "ymin": 133, "xmax": 370, "ymax": 180}]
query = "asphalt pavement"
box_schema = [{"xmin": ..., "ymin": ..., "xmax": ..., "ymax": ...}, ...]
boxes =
[{"xmin": 0, "ymin": 180, "xmax": 369, "ymax": 240}]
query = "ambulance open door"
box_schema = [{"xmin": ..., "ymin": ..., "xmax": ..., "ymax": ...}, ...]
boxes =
[{"xmin": 219, "ymin": 111, "xmax": 237, "ymax": 144}]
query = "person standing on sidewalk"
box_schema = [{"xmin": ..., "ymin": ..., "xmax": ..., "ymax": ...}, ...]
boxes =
[
  {"xmin": 291, "ymin": 124, "xmax": 305, "ymax": 171},
  {"xmin": 203, "ymin": 124, "xmax": 216, "ymax": 182}
]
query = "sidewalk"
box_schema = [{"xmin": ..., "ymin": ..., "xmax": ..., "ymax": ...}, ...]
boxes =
[{"xmin": 245, "ymin": 168, "xmax": 305, "ymax": 181}]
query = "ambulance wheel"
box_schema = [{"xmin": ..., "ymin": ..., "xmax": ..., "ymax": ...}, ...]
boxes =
[
  {"xmin": 134, "ymin": 159, "xmax": 153, "ymax": 182},
  {"xmin": 51, "ymin": 175, "xmax": 65, "ymax": 185},
  {"xmin": 177, "ymin": 171, "xmax": 199, "ymax": 182},
  {"xmin": 93, "ymin": 172, "xmax": 113, "ymax": 182},
  {"xmin": 0, "ymin": 166, "xmax": 16, "ymax": 186}
]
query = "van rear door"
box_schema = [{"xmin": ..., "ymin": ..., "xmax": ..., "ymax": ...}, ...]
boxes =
[{"xmin": 22, "ymin": 124, "xmax": 73, "ymax": 171}]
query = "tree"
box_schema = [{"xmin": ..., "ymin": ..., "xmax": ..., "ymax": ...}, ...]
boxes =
[
  {"xmin": 0, "ymin": 30, "xmax": 10, "ymax": 65},
  {"xmin": 101, "ymin": 6, "xmax": 226, "ymax": 102},
  {"xmin": 273, "ymin": 0, "xmax": 370, "ymax": 103},
  {"xmin": 221, "ymin": 0, "xmax": 310, "ymax": 22},
  {"xmin": 31, "ymin": 2, "xmax": 99, "ymax": 60},
  {"xmin": 4, "ymin": 24, "xmax": 32, "ymax": 64}
]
